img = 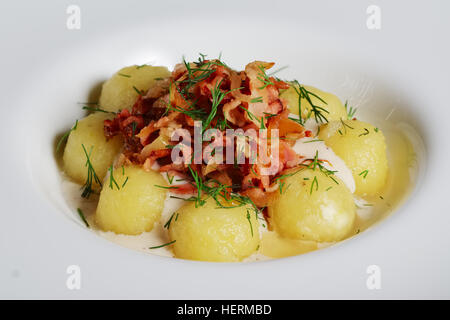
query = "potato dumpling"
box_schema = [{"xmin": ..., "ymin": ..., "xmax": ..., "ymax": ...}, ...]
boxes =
[
  {"xmin": 270, "ymin": 168, "xmax": 356, "ymax": 242},
  {"xmin": 63, "ymin": 112, "xmax": 122, "ymax": 186},
  {"xmin": 280, "ymin": 84, "xmax": 347, "ymax": 122},
  {"xmin": 318, "ymin": 119, "xmax": 388, "ymax": 196},
  {"xmin": 99, "ymin": 65, "xmax": 171, "ymax": 112},
  {"xmin": 168, "ymin": 198, "xmax": 260, "ymax": 262},
  {"xmin": 96, "ymin": 166, "xmax": 167, "ymax": 235}
]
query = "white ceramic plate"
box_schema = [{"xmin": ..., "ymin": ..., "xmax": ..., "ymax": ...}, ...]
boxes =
[{"xmin": 1, "ymin": 0, "xmax": 449, "ymax": 299}]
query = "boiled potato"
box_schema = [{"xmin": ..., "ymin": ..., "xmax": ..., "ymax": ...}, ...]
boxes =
[
  {"xmin": 95, "ymin": 166, "xmax": 167, "ymax": 235},
  {"xmin": 280, "ymin": 84, "xmax": 347, "ymax": 122},
  {"xmin": 63, "ymin": 112, "xmax": 122, "ymax": 186},
  {"xmin": 168, "ymin": 198, "xmax": 260, "ymax": 262},
  {"xmin": 99, "ymin": 65, "xmax": 171, "ymax": 112},
  {"xmin": 270, "ymin": 168, "xmax": 356, "ymax": 242},
  {"xmin": 318, "ymin": 119, "xmax": 388, "ymax": 196}
]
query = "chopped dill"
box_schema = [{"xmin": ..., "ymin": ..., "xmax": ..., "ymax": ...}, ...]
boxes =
[
  {"xmin": 203, "ymin": 79, "xmax": 235, "ymax": 132},
  {"xmin": 82, "ymin": 105, "xmax": 116, "ymax": 114},
  {"xmin": 132, "ymin": 86, "xmax": 143, "ymax": 95},
  {"xmin": 154, "ymin": 185, "xmax": 180, "ymax": 190},
  {"xmin": 250, "ymin": 97, "xmax": 263, "ymax": 103},
  {"xmin": 164, "ymin": 212, "xmax": 177, "ymax": 229},
  {"xmin": 359, "ymin": 128, "xmax": 370, "ymax": 137},
  {"xmin": 118, "ymin": 73, "xmax": 131, "ymax": 78},
  {"xmin": 238, "ymin": 105, "xmax": 266, "ymax": 129},
  {"xmin": 77, "ymin": 208, "xmax": 89, "ymax": 228},
  {"xmin": 256, "ymin": 64, "xmax": 275, "ymax": 90},
  {"xmin": 303, "ymin": 139, "xmax": 323, "ymax": 143},
  {"xmin": 274, "ymin": 168, "xmax": 304, "ymax": 194},
  {"xmin": 290, "ymin": 80, "xmax": 329, "ymax": 124},
  {"xmin": 166, "ymin": 172, "xmax": 174, "ymax": 184},
  {"xmin": 345, "ymin": 101, "xmax": 357, "ymax": 119},
  {"xmin": 108, "ymin": 164, "xmax": 120, "ymax": 190},
  {"xmin": 121, "ymin": 176, "xmax": 129, "ymax": 188},
  {"xmin": 81, "ymin": 144, "xmax": 102, "ymax": 198},
  {"xmin": 263, "ymin": 112, "xmax": 277, "ymax": 119},
  {"xmin": 359, "ymin": 170, "xmax": 369, "ymax": 179},
  {"xmin": 56, "ymin": 120, "xmax": 78, "ymax": 152},
  {"xmin": 183, "ymin": 165, "xmax": 260, "ymax": 216},
  {"xmin": 246, "ymin": 210, "xmax": 254, "ymax": 237},
  {"xmin": 149, "ymin": 240, "xmax": 176, "ymax": 249},
  {"xmin": 310, "ymin": 176, "xmax": 319, "ymax": 195}
]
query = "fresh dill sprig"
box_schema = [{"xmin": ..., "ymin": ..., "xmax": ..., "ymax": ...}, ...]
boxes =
[
  {"xmin": 166, "ymin": 172, "xmax": 174, "ymax": 184},
  {"xmin": 345, "ymin": 101, "xmax": 357, "ymax": 120},
  {"xmin": 205, "ymin": 83, "xmax": 242, "ymax": 131},
  {"xmin": 108, "ymin": 164, "xmax": 120, "ymax": 190},
  {"xmin": 302, "ymin": 139, "xmax": 323, "ymax": 143},
  {"xmin": 246, "ymin": 210, "xmax": 254, "ymax": 237},
  {"xmin": 274, "ymin": 168, "xmax": 304, "ymax": 194},
  {"xmin": 82, "ymin": 105, "xmax": 116, "ymax": 114},
  {"xmin": 358, "ymin": 128, "xmax": 370, "ymax": 137},
  {"xmin": 164, "ymin": 212, "xmax": 177, "ymax": 229},
  {"xmin": 178, "ymin": 55, "xmax": 216, "ymax": 96},
  {"xmin": 202, "ymin": 79, "xmax": 225, "ymax": 132},
  {"xmin": 132, "ymin": 85, "xmax": 143, "ymax": 95},
  {"xmin": 290, "ymin": 80, "xmax": 329, "ymax": 124},
  {"xmin": 166, "ymin": 103, "xmax": 207, "ymax": 120},
  {"xmin": 121, "ymin": 177, "xmax": 129, "ymax": 188},
  {"xmin": 56, "ymin": 120, "xmax": 78, "ymax": 152},
  {"xmin": 250, "ymin": 97, "xmax": 263, "ymax": 103},
  {"xmin": 256, "ymin": 64, "xmax": 275, "ymax": 90},
  {"xmin": 81, "ymin": 144, "xmax": 102, "ymax": 198},
  {"xmin": 149, "ymin": 240, "xmax": 176, "ymax": 249},
  {"xmin": 154, "ymin": 185, "xmax": 180, "ymax": 190},
  {"xmin": 310, "ymin": 176, "xmax": 319, "ymax": 195},
  {"xmin": 359, "ymin": 170, "xmax": 369, "ymax": 179},
  {"xmin": 303, "ymin": 151, "xmax": 339, "ymax": 185},
  {"xmin": 77, "ymin": 208, "xmax": 90, "ymax": 228},
  {"xmin": 338, "ymin": 118, "xmax": 354, "ymax": 135},
  {"xmin": 238, "ymin": 105, "xmax": 266, "ymax": 129},
  {"xmin": 263, "ymin": 112, "xmax": 277, "ymax": 120},
  {"xmin": 184, "ymin": 165, "xmax": 260, "ymax": 215}
]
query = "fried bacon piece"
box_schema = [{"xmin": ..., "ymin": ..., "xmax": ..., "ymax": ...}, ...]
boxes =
[{"xmin": 103, "ymin": 57, "xmax": 306, "ymax": 208}]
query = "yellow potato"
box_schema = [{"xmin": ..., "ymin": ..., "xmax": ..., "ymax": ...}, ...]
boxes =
[
  {"xmin": 270, "ymin": 168, "xmax": 356, "ymax": 242},
  {"xmin": 280, "ymin": 84, "xmax": 347, "ymax": 122},
  {"xmin": 95, "ymin": 166, "xmax": 167, "ymax": 235},
  {"xmin": 319, "ymin": 119, "xmax": 388, "ymax": 196},
  {"xmin": 168, "ymin": 198, "xmax": 260, "ymax": 262},
  {"xmin": 99, "ymin": 65, "xmax": 171, "ymax": 112},
  {"xmin": 63, "ymin": 112, "xmax": 122, "ymax": 186}
]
